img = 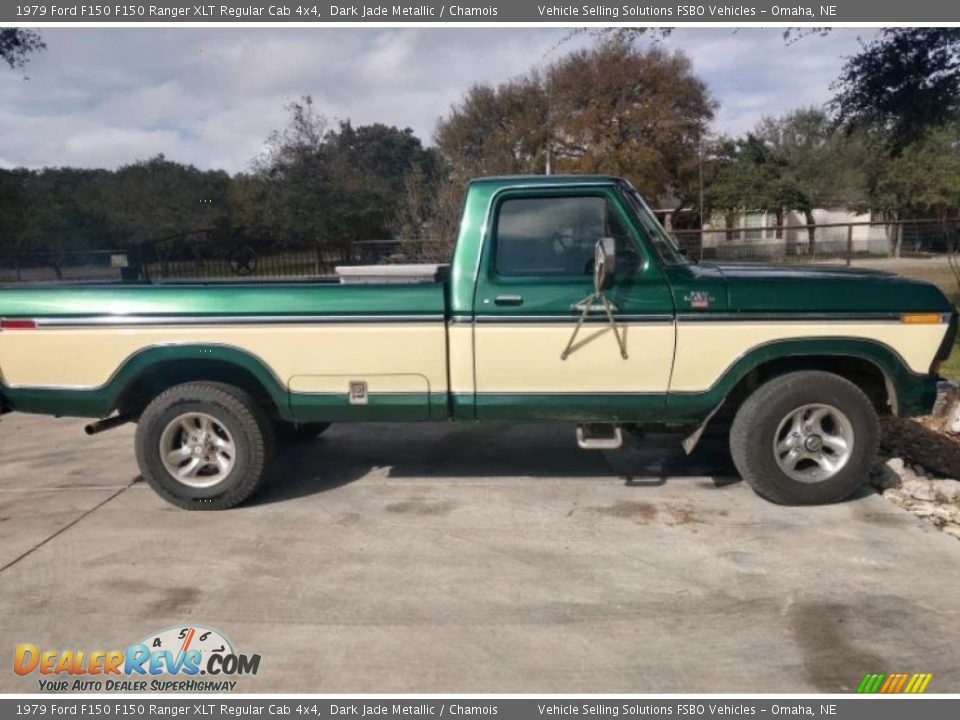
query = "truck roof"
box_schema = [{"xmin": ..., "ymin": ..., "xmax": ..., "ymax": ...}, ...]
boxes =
[{"xmin": 468, "ymin": 174, "xmax": 625, "ymax": 187}]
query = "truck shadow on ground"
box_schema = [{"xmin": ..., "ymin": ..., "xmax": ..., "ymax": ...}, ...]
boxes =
[{"xmin": 254, "ymin": 422, "xmax": 746, "ymax": 506}]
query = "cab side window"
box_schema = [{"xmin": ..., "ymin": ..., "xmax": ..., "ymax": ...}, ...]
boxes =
[{"xmin": 494, "ymin": 196, "xmax": 638, "ymax": 278}]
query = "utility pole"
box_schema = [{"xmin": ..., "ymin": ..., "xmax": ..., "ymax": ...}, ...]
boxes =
[
  {"xmin": 545, "ymin": 77, "xmax": 553, "ymax": 175},
  {"xmin": 698, "ymin": 125, "xmax": 704, "ymax": 230},
  {"xmin": 698, "ymin": 125, "xmax": 705, "ymax": 261}
]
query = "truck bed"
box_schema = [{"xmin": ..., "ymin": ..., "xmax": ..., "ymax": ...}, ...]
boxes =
[{"xmin": 0, "ymin": 280, "xmax": 451, "ymax": 422}]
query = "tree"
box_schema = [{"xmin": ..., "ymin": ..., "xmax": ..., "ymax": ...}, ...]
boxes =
[
  {"xmin": 100, "ymin": 155, "xmax": 231, "ymax": 246},
  {"xmin": 392, "ymin": 154, "xmax": 463, "ymax": 249},
  {"xmin": 831, "ymin": 29, "xmax": 960, "ymax": 150},
  {"xmin": 0, "ymin": 167, "xmax": 116, "ymax": 277},
  {"xmin": 583, "ymin": 27, "xmax": 830, "ymax": 45},
  {"xmin": 547, "ymin": 39, "xmax": 715, "ymax": 204},
  {"xmin": 705, "ymin": 135, "xmax": 789, "ymax": 235},
  {"xmin": 254, "ymin": 96, "xmax": 434, "ymax": 248},
  {"xmin": 323, "ymin": 120, "xmax": 436, "ymax": 242},
  {"xmin": 856, "ymin": 126, "xmax": 960, "ymax": 256},
  {"xmin": 255, "ymin": 96, "xmax": 328, "ymax": 174},
  {"xmin": 436, "ymin": 39, "xmax": 715, "ymax": 222},
  {"xmin": 753, "ymin": 109, "xmax": 865, "ymax": 251},
  {"xmin": 435, "ymin": 77, "xmax": 549, "ymax": 181},
  {"xmin": 0, "ymin": 169, "xmax": 31, "ymax": 268},
  {"xmin": 0, "ymin": 28, "xmax": 44, "ymax": 70},
  {"xmin": 703, "ymin": 109, "xmax": 868, "ymax": 252}
]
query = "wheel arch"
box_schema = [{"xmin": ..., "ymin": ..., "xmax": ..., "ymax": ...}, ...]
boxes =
[
  {"xmin": 727, "ymin": 353, "xmax": 895, "ymax": 416},
  {"xmin": 717, "ymin": 338, "xmax": 921, "ymax": 416},
  {"xmin": 106, "ymin": 344, "xmax": 291, "ymax": 421}
]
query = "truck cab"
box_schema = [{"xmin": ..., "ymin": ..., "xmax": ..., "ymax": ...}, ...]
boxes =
[{"xmin": 450, "ymin": 176, "xmax": 677, "ymax": 424}]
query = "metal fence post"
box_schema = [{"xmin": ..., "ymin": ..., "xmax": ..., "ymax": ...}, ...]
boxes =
[{"xmin": 846, "ymin": 225, "xmax": 853, "ymax": 266}]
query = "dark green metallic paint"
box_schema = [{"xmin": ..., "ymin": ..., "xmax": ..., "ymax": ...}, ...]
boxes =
[
  {"xmin": 0, "ymin": 282, "xmax": 446, "ymax": 319},
  {"xmin": 291, "ymin": 392, "xmax": 444, "ymax": 422},
  {"xmin": 667, "ymin": 261, "xmax": 952, "ymax": 316},
  {"xmin": 471, "ymin": 393, "xmax": 665, "ymax": 422}
]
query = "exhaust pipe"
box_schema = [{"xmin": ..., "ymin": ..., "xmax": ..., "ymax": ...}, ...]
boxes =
[{"xmin": 85, "ymin": 414, "xmax": 134, "ymax": 435}]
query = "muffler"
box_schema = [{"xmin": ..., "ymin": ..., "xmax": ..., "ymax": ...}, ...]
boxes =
[{"xmin": 85, "ymin": 414, "xmax": 134, "ymax": 435}]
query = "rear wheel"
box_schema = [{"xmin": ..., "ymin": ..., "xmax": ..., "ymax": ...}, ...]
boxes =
[
  {"xmin": 135, "ymin": 382, "xmax": 273, "ymax": 510},
  {"xmin": 729, "ymin": 370, "xmax": 879, "ymax": 505}
]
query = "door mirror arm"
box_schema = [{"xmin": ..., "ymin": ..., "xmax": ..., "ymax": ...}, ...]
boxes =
[{"xmin": 561, "ymin": 238, "xmax": 628, "ymax": 361}]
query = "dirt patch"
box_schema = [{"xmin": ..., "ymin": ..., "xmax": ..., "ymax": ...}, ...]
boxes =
[
  {"xmin": 667, "ymin": 506, "xmax": 701, "ymax": 525},
  {"xmin": 588, "ymin": 500, "xmax": 711, "ymax": 526},
  {"xmin": 146, "ymin": 586, "xmax": 201, "ymax": 615},
  {"xmin": 385, "ymin": 498, "xmax": 456, "ymax": 516},
  {"xmin": 592, "ymin": 500, "xmax": 659, "ymax": 524}
]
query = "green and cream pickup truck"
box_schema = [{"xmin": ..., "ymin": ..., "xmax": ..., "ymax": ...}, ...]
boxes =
[{"xmin": 0, "ymin": 175, "xmax": 956, "ymax": 509}]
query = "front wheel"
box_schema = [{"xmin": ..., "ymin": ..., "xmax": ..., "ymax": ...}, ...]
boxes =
[
  {"xmin": 729, "ymin": 371, "xmax": 879, "ymax": 505},
  {"xmin": 135, "ymin": 382, "xmax": 274, "ymax": 510}
]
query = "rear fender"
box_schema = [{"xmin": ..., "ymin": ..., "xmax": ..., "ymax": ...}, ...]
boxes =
[{"xmin": 0, "ymin": 344, "xmax": 292, "ymax": 420}]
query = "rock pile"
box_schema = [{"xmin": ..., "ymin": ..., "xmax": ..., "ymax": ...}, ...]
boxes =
[{"xmin": 871, "ymin": 457, "xmax": 960, "ymax": 540}]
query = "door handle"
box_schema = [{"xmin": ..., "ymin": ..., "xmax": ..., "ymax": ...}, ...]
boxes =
[{"xmin": 494, "ymin": 295, "xmax": 524, "ymax": 306}]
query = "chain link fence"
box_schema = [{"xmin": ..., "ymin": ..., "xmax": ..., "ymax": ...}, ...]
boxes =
[{"xmin": 1, "ymin": 218, "xmax": 958, "ymax": 283}]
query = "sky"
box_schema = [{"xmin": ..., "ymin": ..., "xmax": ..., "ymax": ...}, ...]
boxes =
[{"xmin": 0, "ymin": 27, "xmax": 877, "ymax": 174}]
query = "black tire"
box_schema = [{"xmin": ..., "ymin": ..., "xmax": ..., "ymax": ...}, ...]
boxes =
[
  {"xmin": 274, "ymin": 421, "xmax": 331, "ymax": 444},
  {"xmin": 729, "ymin": 370, "xmax": 879, "ymax": 505},
  {"xmin": 135, "ymin": 382, "xmax": 274, "ymax": 510}
]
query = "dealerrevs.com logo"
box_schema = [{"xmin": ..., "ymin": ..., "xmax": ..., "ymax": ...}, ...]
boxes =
[{"xmin": 14, "ymin": 625, "xmax": 261, "ymax": 692}]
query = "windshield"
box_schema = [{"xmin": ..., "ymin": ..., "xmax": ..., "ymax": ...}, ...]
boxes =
[{"xmin": 618, "ymin": 182, "xmax": 687, "ymax": 265}]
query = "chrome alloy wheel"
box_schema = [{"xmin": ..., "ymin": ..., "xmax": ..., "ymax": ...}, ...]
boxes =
[
  {"xmin": 159, "ymin": 412, "xmax": 237, "ymax": 487},
  {"xmin": 773, "ymin": 403, "xmax": 854, "ymax": 483}
]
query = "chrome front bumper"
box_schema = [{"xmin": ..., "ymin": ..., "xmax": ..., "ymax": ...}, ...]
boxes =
[{"xmin": 932, "ymin": 379, "xmax": 960, "ymax": 417}]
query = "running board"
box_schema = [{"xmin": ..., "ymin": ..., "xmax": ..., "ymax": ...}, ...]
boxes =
[{"xmin": 576, "ymin": 424, "xmax": 623, "ymax": 450}]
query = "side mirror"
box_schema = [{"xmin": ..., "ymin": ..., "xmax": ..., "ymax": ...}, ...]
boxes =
[{"xmin": 593, "ymin": 237, "xmax": 616, "ymax": 291}]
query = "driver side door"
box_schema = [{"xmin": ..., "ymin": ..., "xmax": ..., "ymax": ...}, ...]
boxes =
[{"xmin": 471, "ymin": 186, "xmax": 676, "ymax": 421}]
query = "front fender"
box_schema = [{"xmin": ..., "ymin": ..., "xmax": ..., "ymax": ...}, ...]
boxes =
[{"xmin": 667, "ymin": 337, "xmax": 937, "ymax": 422}]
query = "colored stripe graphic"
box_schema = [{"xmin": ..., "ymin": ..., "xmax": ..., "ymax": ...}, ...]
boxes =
[{"xmin": 858, "ymin": 673, "xmax": 932, "ymax": 693}]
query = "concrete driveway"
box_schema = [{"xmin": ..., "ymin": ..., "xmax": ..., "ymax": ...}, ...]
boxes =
[{"xmin": 1, "ymin": 413, "xmax": 958, "ymax": 693}]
